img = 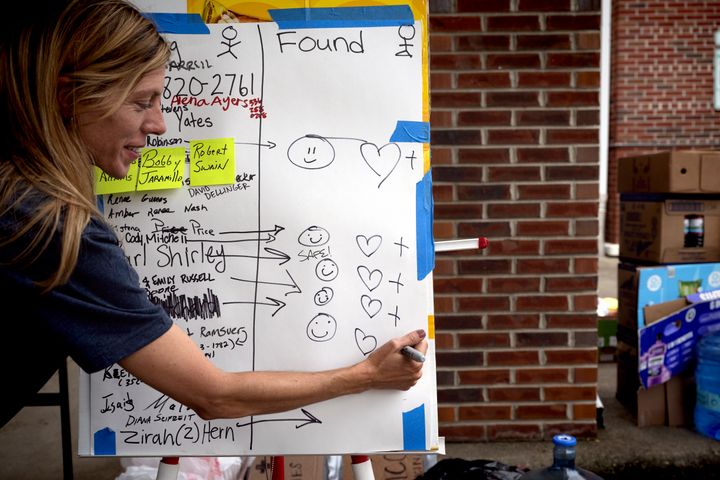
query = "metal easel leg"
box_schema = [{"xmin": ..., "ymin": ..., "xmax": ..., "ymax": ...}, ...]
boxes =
[
  {"xmin": 58, "ymin": 362, "xmax": 74, "ymax": 480},
  {"xmin": 26, "ymin": 362, "xmax": 74, "ymax": 479},
  {"xmin": 325, "ymin": 455, "xmax": 343, "ymax": 480}
]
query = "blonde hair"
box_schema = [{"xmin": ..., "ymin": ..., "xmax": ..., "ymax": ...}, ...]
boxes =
[{"xmin": 0, "ymin": 0, "xmax": 170, "ymax": 290}]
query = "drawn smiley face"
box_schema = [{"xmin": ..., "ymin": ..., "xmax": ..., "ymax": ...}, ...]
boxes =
[
  {"xmin": 306, "ymin": 313, "xmax": 337, "ymax": 342},
  {"xmin": 288, "ymin": 135, "xmax": 335, "ymax": 170},
  {"xmin": 298, "ymin": 226, "xmax": 330, "ymax": 247},
  {"xmin": 315, "ymin": 258, "xmax": 338, "ymax": 282},
  {"xmin": 314, "ymin": 286, "xmax": 334, "ymax": 306}
]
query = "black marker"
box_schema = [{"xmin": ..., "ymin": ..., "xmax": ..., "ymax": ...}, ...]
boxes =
[{"xmin": 401, "ymin": 345, "xmax": 425, "ymax": 363}]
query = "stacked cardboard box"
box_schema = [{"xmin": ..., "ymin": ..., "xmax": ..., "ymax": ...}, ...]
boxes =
[{"xmin": 617, "ymin": 150, "xmax": 720, "ymax": 426}]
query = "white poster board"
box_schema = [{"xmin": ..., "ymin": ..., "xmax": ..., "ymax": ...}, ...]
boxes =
[{"xmin": 79, "ymin": 7, "xmax": 436, "ymax": 457}]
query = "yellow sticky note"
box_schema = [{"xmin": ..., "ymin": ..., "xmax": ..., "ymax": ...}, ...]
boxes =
[
  {"xmin": 136, "ymin": 147, "xmax": 185, "ymax": 191},
  {"xmin": 189, "ymin": 138, "xmax": 235, "ymax": 186},
  {"xmin": 94, "ymin": 164, "xmax": 138, "ymax": 195}
]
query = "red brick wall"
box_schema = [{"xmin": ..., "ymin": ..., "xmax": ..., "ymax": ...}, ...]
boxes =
[
  {"xmin": 605, "ymin": 0, "xmax": 720, "ymax": 244},
  {"xmin": 429, "ymin": 0, "xmax": 601, "ymax": 441}
]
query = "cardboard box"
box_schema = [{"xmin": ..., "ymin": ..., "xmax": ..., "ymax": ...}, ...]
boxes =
[
  {"xmin": 618, "ymin": 150, "xmax": 720, "ymax": 193},
  {"xmin": 248, "ymin": 454, "xmax": 428, "ymax": 480},
  {"xmin": 620, "ymin": 196, "xmax": 720, "ymax": 264},
  {"xmin": 615, "ymin": 341, "xmax": 695, "ymax": 427},
  {"xmin": 341, "ymin": 454, "xmax": 426, "ymax": 480},
  {"xmin": 248, "ymin": 456, "xmax": 324, "ymax": 480},
  {"xmin": 665, "ymin": 372, "xmax": 696, "ymax": 427},
  {"xmin": 615, "ymin": 288, "xmax": 718, "ymax": 427},
  {"xmin": 617, "ymin": 262, "xmax": 720, "ymax": 329}
]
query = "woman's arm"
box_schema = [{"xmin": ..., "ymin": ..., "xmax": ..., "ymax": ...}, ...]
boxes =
[{"xmin": 119, "ymin": 324, "xmax": 427, "ymax": 420}]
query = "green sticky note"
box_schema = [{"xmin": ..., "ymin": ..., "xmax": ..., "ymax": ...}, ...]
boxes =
[
  {"xmin": 136, "ymin": 147, "xmax": 185, "ymax": 191},
  {"xmin": 189, "ymin": 138, "xmax": 235, "ymax": 186},
  {"xmin": 95, "ymin": 164, "xmax": 138, "ymax": 194}
]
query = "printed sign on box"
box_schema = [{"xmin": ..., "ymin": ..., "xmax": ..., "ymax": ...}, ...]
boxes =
[
  {"xmin": 618, "ymin": 262, "xmax": 720, "ymax": 329},
  {"xmin": 638, "ymin": 290, "xmax": 720, "ymax": 389}
]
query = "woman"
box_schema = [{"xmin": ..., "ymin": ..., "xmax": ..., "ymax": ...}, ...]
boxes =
[{"xmin": 0, "ymin": 0, "xmax": 426, "ymax": 427}]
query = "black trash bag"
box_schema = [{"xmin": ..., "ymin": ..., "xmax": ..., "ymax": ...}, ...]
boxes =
[{"xmin": 416, "ymin": 458, "xmax": 529, "ymax": 480}]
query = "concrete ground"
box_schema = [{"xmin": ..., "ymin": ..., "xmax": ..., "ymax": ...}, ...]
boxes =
[
  {"xmin": 445, "ymin": 362, "xmax": 720, "ymax": 479},
  {"xmin": 1, "ymin": 255, "xmax": 719, "ymax": 479},
  {"xmin": 444, "ymin": 255, "xmax": 720, "ymax": 479}
]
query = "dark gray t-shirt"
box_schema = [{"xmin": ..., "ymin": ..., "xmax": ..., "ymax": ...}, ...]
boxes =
[{"xmin": 0, "ymin": 193, "xmax": 172, "ymax": 426}]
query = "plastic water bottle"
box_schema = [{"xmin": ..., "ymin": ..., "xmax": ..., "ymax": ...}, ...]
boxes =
[
  {"xmin": 519, "ymin": 434, "xmax": 603, "ymax": 480},
  {"xmin": 695, "ymin": 332, "xmax": 720, "ymax": 440}
]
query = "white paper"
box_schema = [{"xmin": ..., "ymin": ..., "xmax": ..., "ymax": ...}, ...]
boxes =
[{"xmin": 80, "ymin": 21, "xmax": 435, "ymax": 456}]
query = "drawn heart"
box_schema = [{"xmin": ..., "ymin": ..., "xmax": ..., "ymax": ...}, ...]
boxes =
[
  {"xmin": 356, "ymin": 235, "xmax": 382, "ymax": 257},
  {"xmin": 360, "ymin": 142, "xmax": 401, "ymax": 188},
  {"xmin": 357, "ymin": 266, "xmax": 383, "ymax": 292},
  {"xmin": 355, "ymin": 328, "xmax": 377, "ymax": 356},
  {"xmin": 360, "ymin": 295, "xmax": 382, "ymax": 318}
]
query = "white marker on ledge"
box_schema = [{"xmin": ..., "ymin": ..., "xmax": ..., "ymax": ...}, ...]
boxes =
[{"xmin": 435, "ymin": 237, "xmax": 489, "ymax": 252}]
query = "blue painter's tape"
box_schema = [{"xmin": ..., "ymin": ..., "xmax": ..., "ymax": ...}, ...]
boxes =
[
  {"xmin": 402, "ymin": 404, "xmax": 426, "ymax": 451},
  {"xmin": 93, "ymin": 427, "xmax": 116, "ymax": 455},
  {"xmin": 270, "ymin": 5, "xmax": 414, "ymax": 29},
  {"xmin": 96, "ymin": 196, "xmax": 104, "ymax": 214},
  {"xmin": 390, "ymin": 121, "xmax": 430, "ymax": 143},
  {"xmin": 416, "ymin": 170, "xmax": 434, "ymax": 280},
  {"xmin": 145, "ymin": 13, "xmax": 209, "ymax": 34}
]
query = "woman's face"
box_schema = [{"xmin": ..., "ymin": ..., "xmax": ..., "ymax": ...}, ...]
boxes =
[{"xmin": 75, "ymin": 68, "xmax": 167, "ymax": 179}]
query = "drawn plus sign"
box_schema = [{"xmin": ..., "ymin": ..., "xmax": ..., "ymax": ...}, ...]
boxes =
[
  {"xmin": 388, "ymin": 305, "xmax": 400, "ymax": 327},
  {"xmin": 389, "ymin": 272, "xmax": 404, "ymax": 294},
  {"xmin": 394, "ymin": 237, "xmax": 409, "ymax": 257},
  {"xmin": 405, "ymin": 149, "xmax": 417, "ymax": 170}
]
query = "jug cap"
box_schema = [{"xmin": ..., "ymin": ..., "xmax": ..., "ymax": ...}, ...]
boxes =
[{"xmin": 552, "ymin": 434, "xmax": 576, "ymax": 447}]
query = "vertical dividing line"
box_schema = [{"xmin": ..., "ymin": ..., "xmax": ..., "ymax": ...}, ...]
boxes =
[{"xmin": 249, "ymin": 23, "xmax": 266, "ymax": 451}]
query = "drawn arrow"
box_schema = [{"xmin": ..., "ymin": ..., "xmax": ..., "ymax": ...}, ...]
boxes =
[
  {"xmin": 180, "ymin": 140, "xmax": 276, "ymax": 150},
  {"xmin": 187, "ymin": 225, "xmax": 285, "ymax": 244},
  {"xmin": 234, "ymin": 140, "xmax": 277, "ymax": 149},
  {"xmin": 223, "ymin": 296, "xmax": 287, "ymax": 316},
  {"xmin": 219, "ymin": 224, "xmax": 284, "ymax": 243},
  {"xmin": 208, "ymin": 247, "xmax": 290, "ymax": 265},
  {"xmin": 235, "ymin": 409, "xmax": 321, "ymax": 429},
  {"xmin": 230, "ymin": 269, "xmax": 301, "ymax": 295}
]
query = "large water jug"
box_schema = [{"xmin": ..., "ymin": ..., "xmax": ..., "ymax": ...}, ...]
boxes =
[
  {"xmin": 518, "ymin": 434, "xmax": 603, "ymax": 480},
  {"xmin": 695, "ymin": 331, "xmax": 720, "ymax": 440}
]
